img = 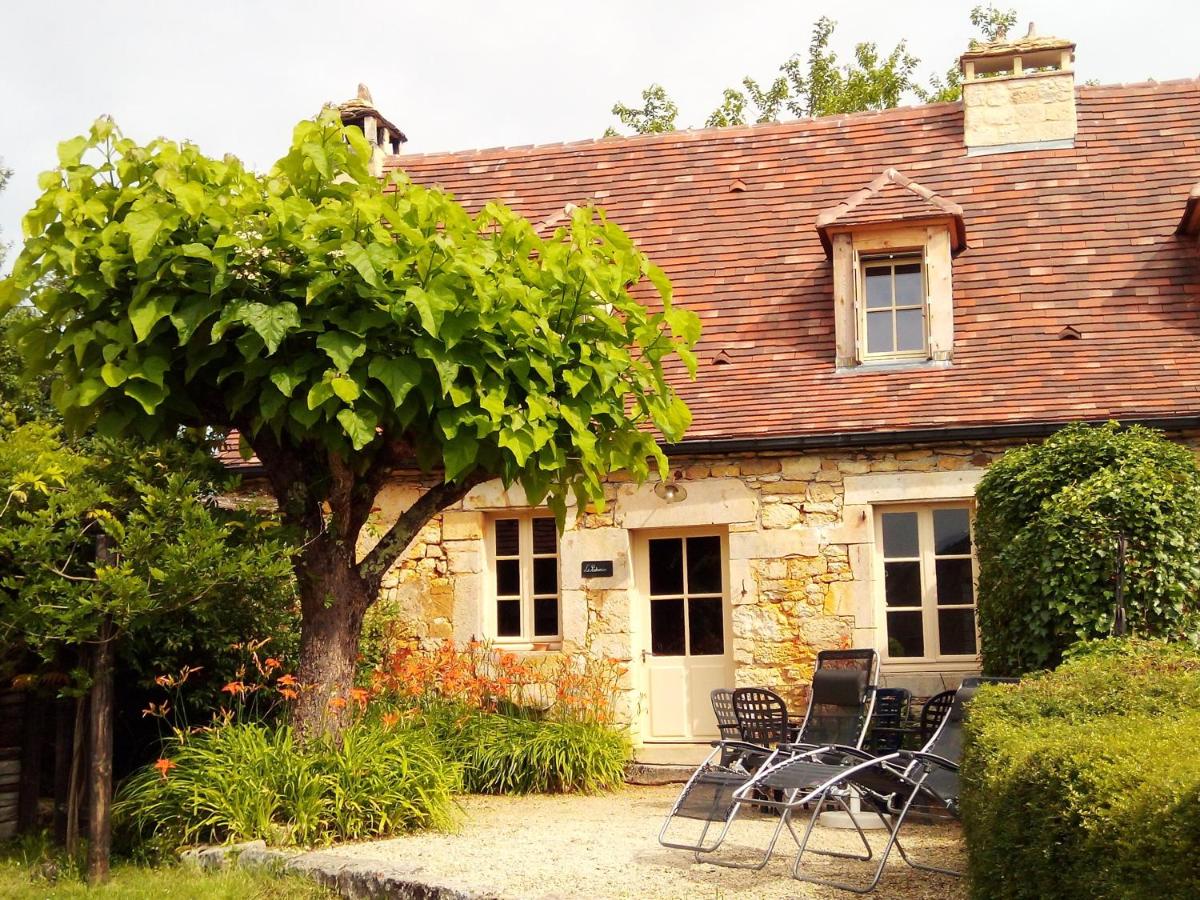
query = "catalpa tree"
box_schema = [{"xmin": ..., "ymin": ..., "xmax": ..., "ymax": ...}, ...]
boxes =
[{"xmin": 1, "ymin": 111, "xmax": 698, "ymax": 734}]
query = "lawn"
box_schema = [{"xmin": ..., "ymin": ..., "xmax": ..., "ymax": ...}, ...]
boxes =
[{"xmin": 0, "ymin": 853, "xmax": 331, "ymax": 900}]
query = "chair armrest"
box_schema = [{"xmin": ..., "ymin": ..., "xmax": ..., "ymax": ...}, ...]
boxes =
[
  {"xmin": 896, "ymin": 750, "xmax": 959, "ymax": 771},
  {"xmin": 709, "ymin": 739, "xmax": 773, "ymax": 755}
]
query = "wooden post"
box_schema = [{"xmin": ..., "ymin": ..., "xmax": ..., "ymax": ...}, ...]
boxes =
[
  {"xmin": 64, "ymin": 691, "xmax": 85, "ymax": 859},
  {"xmin": 17, "ymin": 691, "xmax": 44, "ymax": 832},
  {"xmin": 87, "ymin": 534, "xmax": 116, "ymax": 884}
]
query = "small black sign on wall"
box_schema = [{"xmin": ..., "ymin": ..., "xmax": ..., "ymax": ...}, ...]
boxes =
[{"xmin": 581, "ymin": 560, "xmax": 614, "ymax": 578}]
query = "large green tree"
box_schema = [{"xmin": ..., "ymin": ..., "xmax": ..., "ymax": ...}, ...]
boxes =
[
  {"xmin": 0, "ymin": 111, "xmax": 698, "ymax": 735},
  {"xmin": 606, "ymin": 5, "xmax": 1019, "ymax": 134}
]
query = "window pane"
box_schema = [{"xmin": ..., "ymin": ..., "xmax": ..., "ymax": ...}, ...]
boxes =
[
  {"xmin": 865, "ymin": 267, "xmax": 893, "ymax": 309},
  {"xmin": 649, "ymin": 538, "xmax": 684, "ymax": 596},
  {"xmin": 534, "ymin": 597, "xmax": 559, "ymax": 637},
  {"xmin": 894, "ymin": 263, "xmax": 923, "ymax": 305},
  {"xmin": 936, "ymin": 559, "xmax": 975, "ymax": 606},
  {"xmin": 497, "ymin": 599, "xmax": 521, "ymax": 637},
  {"xmin": 895, "ymin": 309, "xmax": 925, "ymax": 352},
  {"xmin": 688, "ymin": 597, "xmax": 725, "ymax": 656},
  {"xmin": 496, "ymin": 559, "xmax": 520, "ymax": 597},
  {"xmin": 533, "ymin": 557, "xmax": 558, "ymax": 596},
  {"xmin": 532, "ymin": 517, "xmax": 557, "ymax": 555},
  {"xmin": 933, "ymin": 508, "xmax": 971, "ymax": 555},
  {"xmin": 886, "ymin": 611, "xmax": 925, "ymax": 657},
  {"xmin": 881, "ymin": 512, "xmax": 919, "ymax": 558},
  {"xmin": 494, "ymin": 519, "xmax": 520, "ymax": 556},
  {"xmin": 866, "ymin": 310, "xmax": 893, "ymax": 354},
  {"xmin": 885, "ymin": 561, "xmax": 922, "ymax": 607},
  {"xmin": 938, "ymin": 608, "xmax": 978, "ymax": 656},
  {"xmin": 686, "ymin": 536, "xmax": 722, "ymax": 595},
  {"xmin": 650, "ymin": 598, "xmax": 685, "ymax": 655}
]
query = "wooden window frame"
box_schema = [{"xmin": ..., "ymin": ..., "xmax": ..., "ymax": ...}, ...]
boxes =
[
  {"xmin": 873, "ymin": 502, "xmax": 980, "ymax": 667},
  {"xmin": 856, "ymin": 252, "xmax": 929, "ymax": 363},
  {"xmin": 485, "ymin": 512, "xmax": 561, "ymax": 645}
]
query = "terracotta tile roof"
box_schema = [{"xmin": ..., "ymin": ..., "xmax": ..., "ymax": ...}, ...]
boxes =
[
  {"xmin": 814, "ymin": 167, "xmax": 967, "ymax": 254},
  {"xmin": 1180, "ymin": 181, "xmax": 1200, "ymax": 237},
  {"xmin": 377, "ymin": 80, "xmax": 1200, "ymax": 448}
]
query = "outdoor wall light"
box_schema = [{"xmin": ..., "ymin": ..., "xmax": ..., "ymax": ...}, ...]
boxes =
[{"xmin": 654, "ymin": 471, "xmax": 688, "ymax": 503}]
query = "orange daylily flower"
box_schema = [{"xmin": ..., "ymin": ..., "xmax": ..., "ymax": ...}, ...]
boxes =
[
  {"xmin": 155, "ymin": 674, "xmax": 173, "ymax": 687},
  {"xmin": 264, "ymin": 657, "xmax": 281, "ymax": 669},
  {"xmin": 349, "ymin": 687, "xmax": 369, "ymax": 709},
  {"xmin": 221, "ymin": 681, "xmax": 246, "ymax": 695},
  {"xmin": 327, "ymin": 696, "xmax": 348, "ymax": 710},
  {"xmin": 154, "ymin": 758, "xmax": 177, "ymax": 780},
  {"xmin": 277, "ymin": 673, "xmax": 298, "ymax": 687},
  {"xmin": 279, "ymin": 687, "xmax": 298, "ymax": 700},
  {"xmin": 381, "ymin": 711, "xmax": 400, "ymax": 728}
]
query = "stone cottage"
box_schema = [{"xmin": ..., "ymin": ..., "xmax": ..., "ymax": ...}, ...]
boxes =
[{"xmin": 224, "ymin": 29, "xmax": 1200, "ymax": 748}]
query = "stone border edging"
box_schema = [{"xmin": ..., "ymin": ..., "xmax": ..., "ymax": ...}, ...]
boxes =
[{"xmin": 182, "ymin": 840, "xmax": 500, "ymax": 899}]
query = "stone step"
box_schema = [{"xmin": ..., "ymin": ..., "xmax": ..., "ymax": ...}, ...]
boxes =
[{"xmin": 624, "ymin": 762, "xmax": 694, "ymax": 786}]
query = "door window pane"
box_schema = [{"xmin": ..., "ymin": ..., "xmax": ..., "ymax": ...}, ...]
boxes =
[
  {"xmin": 865, "ymin": 268, "xmax": 892, "ymax": 308},
  {"xmin": 531, "ymin": 517, "xmax": 557, "ymax": 555},
  {"xmin": 935, "ymin": 558, "xmax": 975, "ymax": 606},
  {"xmin": 882, "ymin": 512, "xmax": 919, "ymax": 558},
  {"xmin": 933, "ymin": 508, "xmax": 971, "ymax": 555},
  {"xmin": 884, "ymin": 561, "xmax": 922, "ymax": 607},
  {"xmin": 649, "ymin": 538, "xmax": 684, "ymax": 596},
  {"xmin": 688, "ymin": 597, "xmax": 725, "ymax": 656},
  {"xmin": 886, "ymin": 611, "xmax": 924, "ymax": 657},
  {"xmin": 494, "ymin": 519, "xmax": 520, "ymax": 556},
  {"xmin": 938, "ymin": 609, "xmax": 978, "ymax": 656},
  {"xmin": 534, "ymin": 598, "xmax": 559, "ymax": 637},
  {"xmin": 496, "ymin": 559, "xmax": 520, "ymax": 597},
  {"xmin": 533, "ymin": 557, "xmax": 558, "ymax": 596},
  {"xmin": 651, "ymin": 598, "xmax": 685, "ymax": 655},
  {"xmin": 497, "ymin": 599, "xmax": 521, "ymax": 637},
  {"xmin": 686, "ymin": 536, "xmax": 722, "ymax": 594}
]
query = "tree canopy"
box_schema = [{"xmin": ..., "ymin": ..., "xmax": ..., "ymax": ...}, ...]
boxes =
[{"xmin": 606, "ymin": 5, "xmax": 1019, "ymax": 135}]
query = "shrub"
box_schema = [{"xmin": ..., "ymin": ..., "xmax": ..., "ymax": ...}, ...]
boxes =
[
  {"xmin": 114, "ymin": 719, "xmax": 460, "ymax": 848},
  {"xmin": 961, "ymin": 639, "xmax": 1200, "ymax": 900},
  {"xmin": 974, "ymin": 422, "xmax": 1200, "ymax": 675}
]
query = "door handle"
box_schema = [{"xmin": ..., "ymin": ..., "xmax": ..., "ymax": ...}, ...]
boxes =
[{"xmin": 642, "ymin": 649, "xmax": 650, "ymax": 662}]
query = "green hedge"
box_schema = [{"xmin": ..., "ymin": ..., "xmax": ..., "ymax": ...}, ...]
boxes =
[{"xmin": 962, "ymin": 640, "xmax": 1200, "ymax": 899}]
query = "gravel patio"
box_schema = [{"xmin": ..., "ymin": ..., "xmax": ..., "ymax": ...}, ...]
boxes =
[{"xmin": 317, "ymin": 784, "xmax": 966, "ymax": 899}]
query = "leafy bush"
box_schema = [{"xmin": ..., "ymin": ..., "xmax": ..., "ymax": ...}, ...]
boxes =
[
  {"xmin": 961, "ymin": 639, "xmax": 1200, "ymax": 899},
  {"xmin": 115, "ymin": 720, "xmax": 459, "ymax": 848},
  {"xmin": 424, "ymin": 704, "xmax": 630, "ymax": 794},
  {"xmin": 975, "ymin": 422, "xmax": 1200, "ymax": 675}
]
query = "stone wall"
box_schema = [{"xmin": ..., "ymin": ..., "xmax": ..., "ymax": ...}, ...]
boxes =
[{"xmin": 963, "ymin": 70, "xmax": 1076, "ymax": 150}]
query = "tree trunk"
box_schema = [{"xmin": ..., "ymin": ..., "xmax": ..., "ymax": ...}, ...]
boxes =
[
  {"xmin": 86, "ymin": 616, "xmax": 115, "ymax": 885},
  {"xmin": 293, "ymin": 540, "xmax": 373, "ymax": 739}
]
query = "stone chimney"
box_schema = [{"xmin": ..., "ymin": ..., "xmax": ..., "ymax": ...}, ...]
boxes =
[
  {"xmin": 336, "ymin": 84, "xmax": 406, "ymax": 175},
  {"xmin": 960, "ymin": 23, "xmax": 1076, "ymax": 155}
]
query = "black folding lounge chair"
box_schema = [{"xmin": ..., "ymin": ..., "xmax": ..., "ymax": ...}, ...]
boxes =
[
  {"xmin": 658, "ymin": 649, "xmax": 880, "ymax": 859},
  {"xmin": 710, "ymin": 689, "xmax": 742, "ymax": 766},
  {"xmin": 735, "ymin": 675, "xmax": 1017, "ymax": 893}
]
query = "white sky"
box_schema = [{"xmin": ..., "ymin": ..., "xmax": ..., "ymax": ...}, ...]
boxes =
[{"xmin": 2, "ymin": 0, "xmax": 1198, "ymax": 272}]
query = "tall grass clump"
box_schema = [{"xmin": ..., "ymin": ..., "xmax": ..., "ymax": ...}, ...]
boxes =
[{"xmin": 115, "ymin": 718, "xmax": 459, "ymax": 848}]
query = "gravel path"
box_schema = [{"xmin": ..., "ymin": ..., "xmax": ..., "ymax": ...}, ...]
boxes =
[{"xmin": 321, "ymin": 785, "xmax": 967, "ymax": 899}]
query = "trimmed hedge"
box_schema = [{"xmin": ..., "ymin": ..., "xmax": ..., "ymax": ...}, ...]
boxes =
[{"xmin": 962, "ymin": 639, "xmax": 1200, "ymax": 900}]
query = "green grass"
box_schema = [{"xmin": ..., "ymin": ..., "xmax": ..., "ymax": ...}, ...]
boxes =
[
  {"xmin": 0, "ymin": 833, "xmax": 332, "ymax": 900},
  {"xmin": 0, "ymin": 858, "xmax": 332, "ymax": 899}
]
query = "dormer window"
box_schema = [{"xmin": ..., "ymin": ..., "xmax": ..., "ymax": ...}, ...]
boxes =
[
  {"xmin": 816, "ymin": 168, "xmax": 967, "ymax": 371},
  {"xmin": 862, "ymin": 254, "xmax": 926, "ymax": 361}
]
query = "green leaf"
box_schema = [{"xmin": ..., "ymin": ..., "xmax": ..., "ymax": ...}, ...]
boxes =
[
  {"xmin": 337, "ymin": 407, "xmax": 378, "ymax": 450},
  {"xmin": 368, "ymin": 357, "xmax": 422, "ymax": 407},
  {"xmin": 128, "ymin": 292, "xmax": 176, "ymax": 342},
  {"xmin": 57, "ymin": 136, "xmax": 89, "ymax": 168},
  {"xmin": 342, "ymin": 241, "xmax": 380, "ymax": 288},
  {"xmin": 123, "ymin": 380, "xmax": 165, "ymax": 414},
  {"xmin": 76, "ymin": 379, "xmax": 107, "ymax": 407},
  {"xmin": 443, "ymin": 433, "xmax": 480, "ymax": 481},
  {"xmin": 100, "ymin": 363, "xmax": 127, "ymax": 387},
  {"xmin": 240, "ymin": 302, "xmax": 299, "ymax": 354},
  {"xmin": 302, "ymin": 140, "xmax": 331, "ymax": 178},
  {"xmin": 123, "ymin": 208, "xmax": 164, "ymax": 263},
  {"xmin": 306, "ymin": 380, "xmax": 335, "ymax": 410},
  {"xmin": 269, "ymin": 363, "xmax": 309, "ymax": 399},
  {"xmin": 330, "ymin": 374, "xmax": 360, "ymax": 403},
  {"xmin": 405, "ymin": 286, "xmax": 446, "ymax": 336},
  {"xmin": 316, "ymin": 331, "xmax": 366, "ymax": 372},
  {"xmin": 169, "ymin": 181, "xmax": 206, "ymax": 217}
]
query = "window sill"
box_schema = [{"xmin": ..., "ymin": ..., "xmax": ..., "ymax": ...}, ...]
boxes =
[
  {"xmin": 490, "ymin": 640, "xmax": 564, "ymax": 654},
  {"xmin": 836, "ymin": 359, "xmax": 952, "ymax": 377},
  {"xmin": 880, "ymin": 657, "xmax": 981, "ymax": 672}
]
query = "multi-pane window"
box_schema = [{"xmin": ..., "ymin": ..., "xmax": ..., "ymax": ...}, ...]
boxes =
[
  {"xmin": 647, "ymin": 535, "xmax": 725, "ymax": 657},
  {"xmin": 490, "ymin": 514, "xmax": 559, "ymax": 641},
  {"xmin": 877, "ymin": 505, "xmax": 978, "ymax": 661},
  {"xmin": 861, "ymin": 255, "xmax": 927, "ymax": 360}
]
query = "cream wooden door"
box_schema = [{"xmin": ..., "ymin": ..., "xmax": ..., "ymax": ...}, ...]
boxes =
[{"xmin": 636, "ymin": 531, "xmax": 732, "ymax": 741}]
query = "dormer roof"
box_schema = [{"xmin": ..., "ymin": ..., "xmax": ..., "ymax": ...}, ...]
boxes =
[
  {"xmin": 1179, "ymin": 181, "xmax": 1200, "ymax": 238},
  {"xmin": 814, "ymin": 168, "xmax": 967, "ymax": 256}
]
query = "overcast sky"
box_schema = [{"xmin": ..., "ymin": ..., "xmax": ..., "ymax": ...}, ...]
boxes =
[{"xmin": 3, "ymin": 0, "xmax": 1198, "ymax": 272}]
